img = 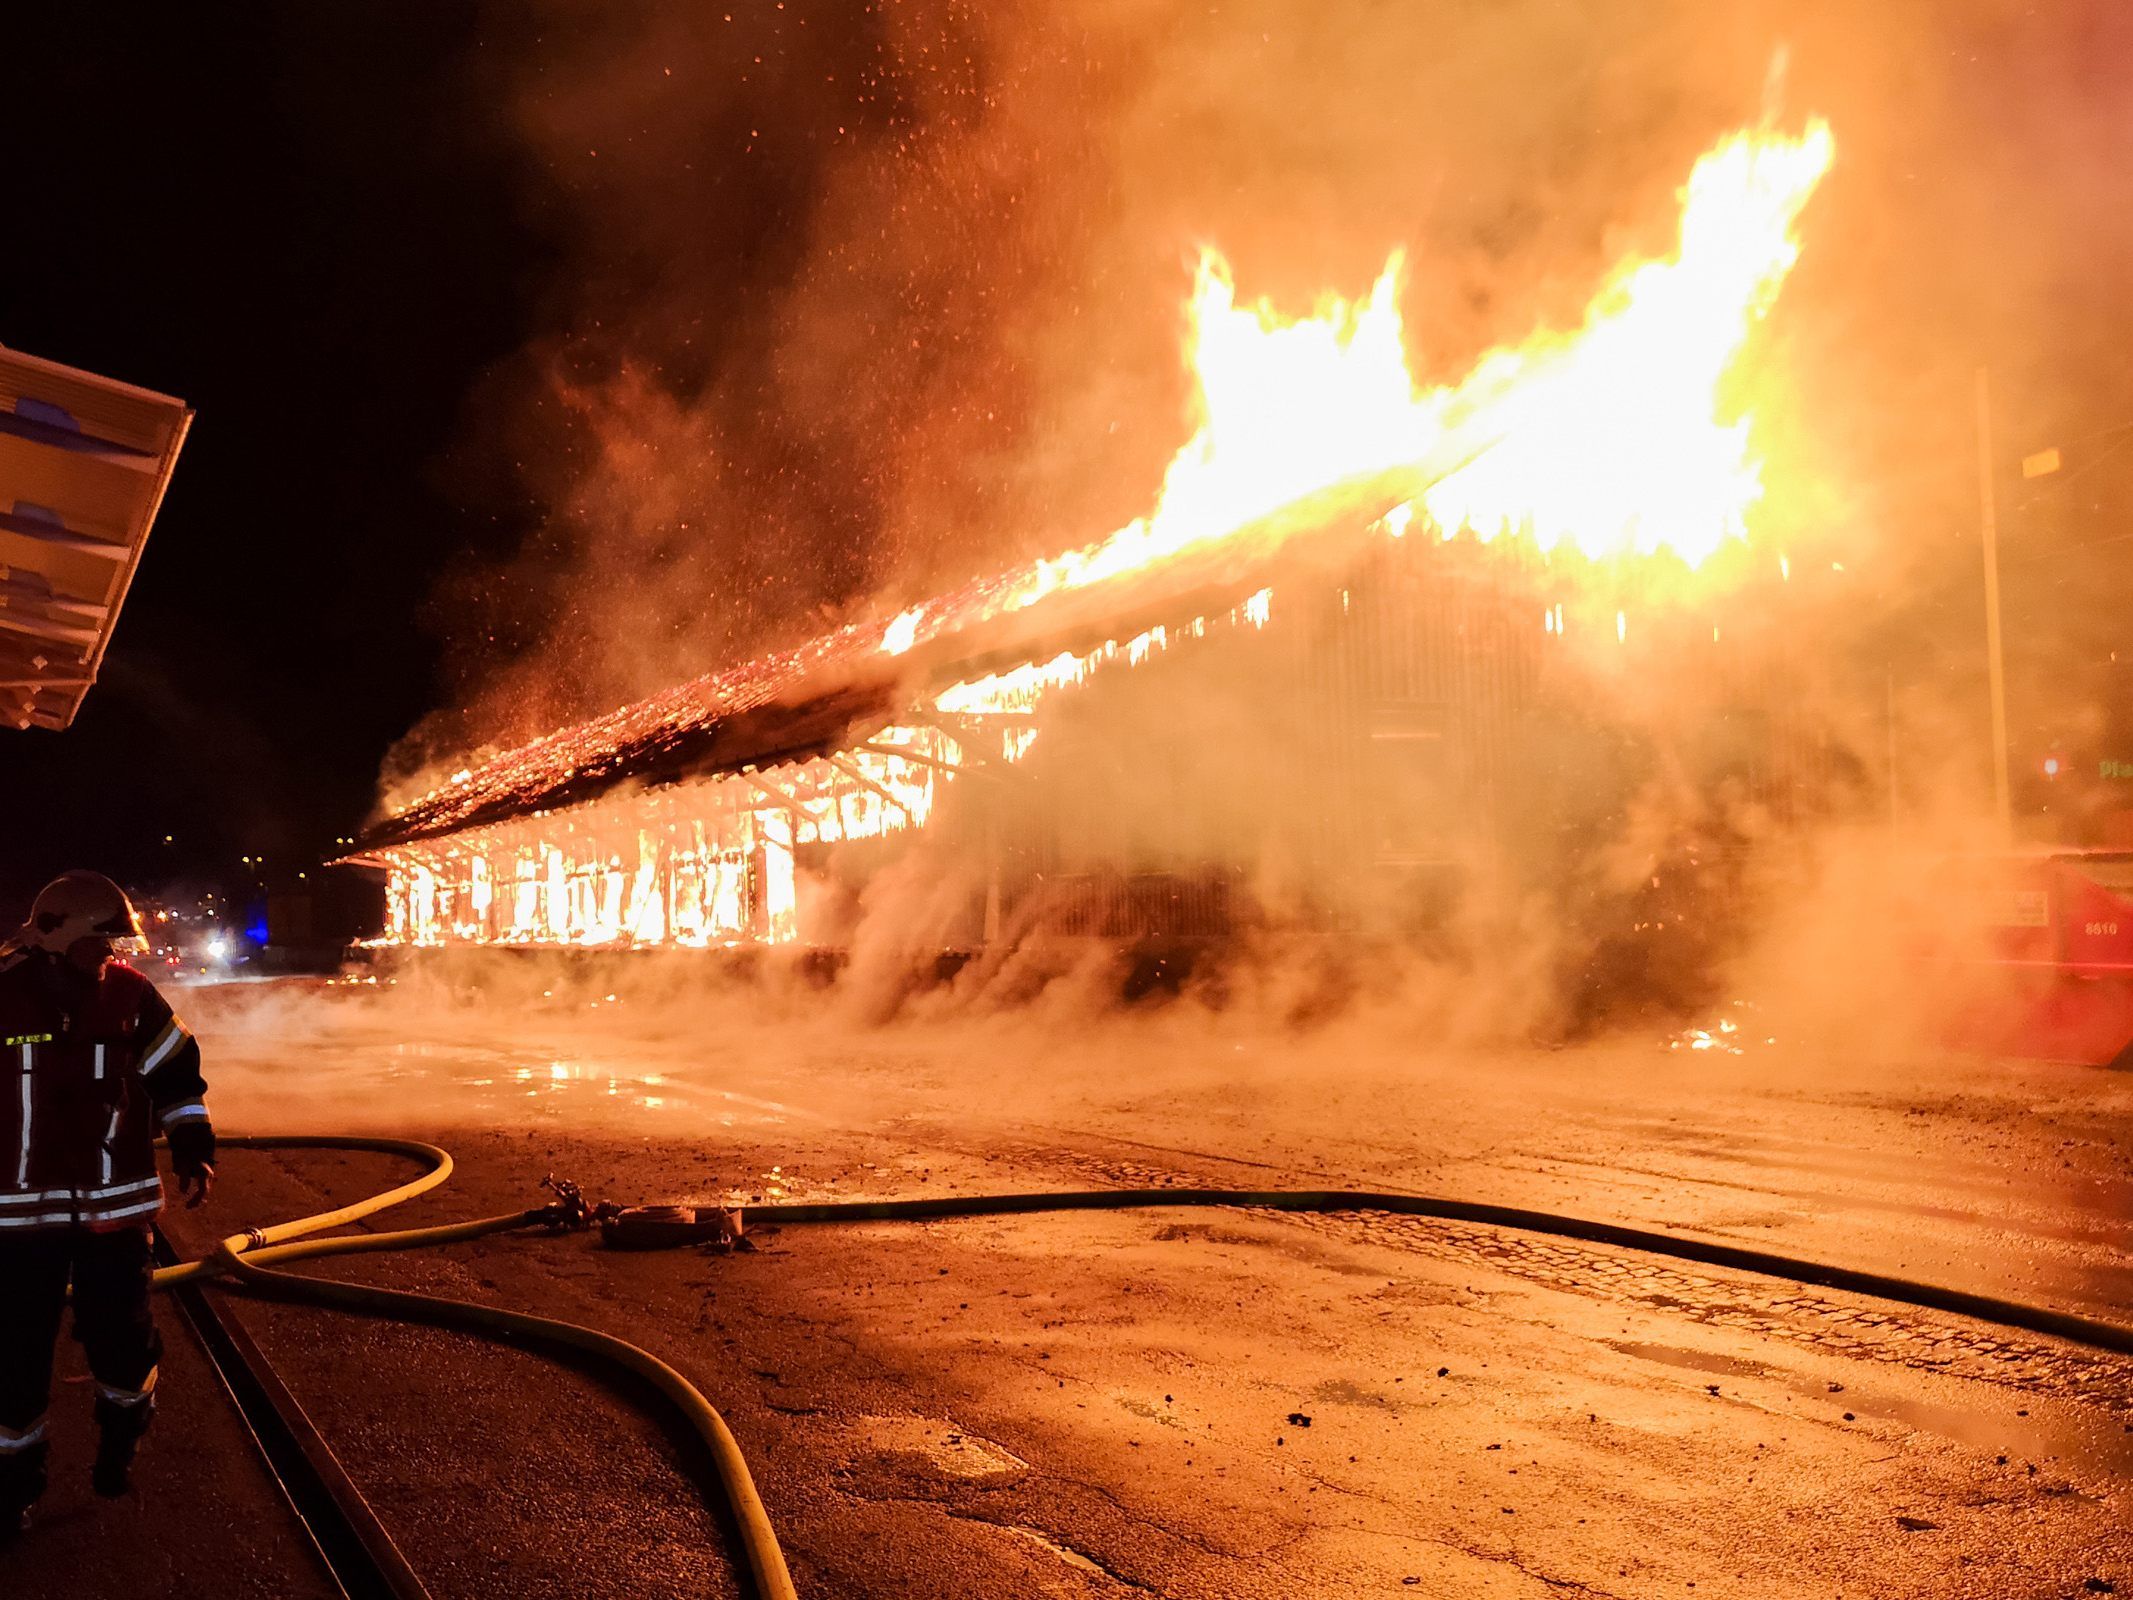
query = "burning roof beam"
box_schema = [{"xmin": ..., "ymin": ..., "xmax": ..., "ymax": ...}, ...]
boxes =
[
  {"xmin": 824, "ymin": 754, "xmax": 918, "ymax": 820},
  {"xmin": 855, "ymin": 740, "xmax": 998, "ymax": 783},
  {"xmin": 735, "ymin": 770, "xmax": 810, "ymax": 817}
]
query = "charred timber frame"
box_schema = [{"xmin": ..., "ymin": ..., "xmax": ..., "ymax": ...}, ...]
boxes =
[{"xmin": 349, "ymin": 455, "xmax": 1468, "ymax": 858}]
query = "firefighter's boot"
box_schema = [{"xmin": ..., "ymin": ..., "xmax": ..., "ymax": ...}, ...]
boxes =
[
  {"xmin": 0, "ymin": 1438, "xmax": 49, "ymax": 1539},
  {"xmin": 92, "ymin": 1393, "xmax": 154, "ymax": 1498}
]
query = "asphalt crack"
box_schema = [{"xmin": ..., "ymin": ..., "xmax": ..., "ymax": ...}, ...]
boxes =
[
  {"xmin": 847, "ymin": 1490, "xmax": 1167, "ymax": 1595},
  {"xmin": 1410, "ymin": 1533, "xmax": 1634, "ymax": 1600}
]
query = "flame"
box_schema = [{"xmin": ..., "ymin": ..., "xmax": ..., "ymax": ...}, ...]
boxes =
[
  {"xmin": 994, "ymin": 254, "xmax": 1435, "ymax": 618},
  {"xmin": 1423, "ymin": 121, "xmax": 1835, "ymax": 562},
  {"xmin": 985, "ymin": 118, "xmax": 1830, "ymax": 627},
  {"xmin": 880, "ymin": 605, "xmax": 924, "ymax": 656}
]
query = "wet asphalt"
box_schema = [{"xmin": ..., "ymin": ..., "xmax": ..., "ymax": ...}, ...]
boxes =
[{"xmin": 4, "ymin": 988, "xmax": 2127, "ymax": 1598}]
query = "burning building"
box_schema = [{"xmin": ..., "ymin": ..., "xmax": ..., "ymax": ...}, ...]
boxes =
[{"xmin": 348, "ymin": 121, "xmax": 1840, "ymax": 971}]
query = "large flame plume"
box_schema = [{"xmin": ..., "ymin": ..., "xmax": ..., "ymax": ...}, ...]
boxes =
[
  {"xmin": 898, "ymin": 117, "xmax": 1833, "ymax": 647},
  {"xmin": 1424, "ymin": 121, "xmax": 1834, "ymax": 563}
]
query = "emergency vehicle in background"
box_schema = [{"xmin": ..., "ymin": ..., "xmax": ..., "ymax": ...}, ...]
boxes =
[{"xmin": 1941, "ymin": 850, "xmax": 2133, "ymax": 1067}]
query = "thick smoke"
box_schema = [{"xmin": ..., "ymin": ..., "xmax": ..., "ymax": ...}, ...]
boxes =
[
  {"xmin": 403, "ymin": 0, "xmax": 2133, "ymax": 734},
  {"xmin": 378, "ymin": 1, "xmax": 2133, "ymax": 1041}
]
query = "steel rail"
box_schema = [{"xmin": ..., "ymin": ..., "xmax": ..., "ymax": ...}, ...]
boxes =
[{"xmin": 151, "ymin": 1227, "xmax": 433, "ymax": 1600}]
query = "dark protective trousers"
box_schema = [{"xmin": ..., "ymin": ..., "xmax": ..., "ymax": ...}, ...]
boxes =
[{"xmin": 0, "ymin": 1226, "xmax": 162, "ymax": 1433}]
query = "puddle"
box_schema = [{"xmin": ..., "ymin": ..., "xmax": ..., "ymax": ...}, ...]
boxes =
[
  {"xmin": 1863, "ymin": 1394, "xmax": 2133, "ymax": 1477},
  {"xmin": 368, "ymin": 1039, "xmax": 803, "ymax": 1123},
  {"xmin": 1607, "ymin": 1341, "xmax": 1771, "ymax": 1381}
]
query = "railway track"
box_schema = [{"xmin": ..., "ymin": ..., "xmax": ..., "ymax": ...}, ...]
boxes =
[{"xmin": 152, "ymin": 1226, "xmax": 434, "ymax": 1600}]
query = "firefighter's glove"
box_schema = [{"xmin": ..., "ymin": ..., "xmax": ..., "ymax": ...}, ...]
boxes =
[{"xmin": 168, "ymin": 1122, "xmax": 217, "ymax": 1208}]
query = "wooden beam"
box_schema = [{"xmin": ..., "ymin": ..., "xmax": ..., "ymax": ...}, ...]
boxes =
[
  {"xmin": 914, "ymin": 707, "xmax": 1038, "ymax": 732},
  {"xmin": 0, "ymin": 409, "xmax": 162, "ymax": 471},
  {"xmin": 856, "ymin": 741, "xmax": 1004, "ymax": 782},
  {"xmin": 0, "ymin": 612, "xmax": 96, "ymax": 649},
  {"xmin": 735, "ymin": 772, "xmax": 808, "ymax": 816},
  {"xmin": 0, "ymin": 573, "xmax": 108, "ymax": 620},
  {"xmin": 823, "ymin": 754, "xmax": 915, "ymax": 820},
  {"xmin": 0, "ymin": 507, "xmax": 130, "ymax": 557}
]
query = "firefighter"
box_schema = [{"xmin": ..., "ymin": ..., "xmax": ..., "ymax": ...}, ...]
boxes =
[{"xmin": 0, "ymin": 872, "xmax": 214, "ymax": 1537}]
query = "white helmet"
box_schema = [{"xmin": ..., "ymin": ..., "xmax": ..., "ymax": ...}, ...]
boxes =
[{"xmin": 19, "ymin": 871, "xmax": 147, "ymax": 956}]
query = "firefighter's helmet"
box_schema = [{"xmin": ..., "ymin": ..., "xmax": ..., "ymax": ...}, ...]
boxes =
[{"xmin": 19, "ymin": 871, "xmax": 147, "ymax": 955}]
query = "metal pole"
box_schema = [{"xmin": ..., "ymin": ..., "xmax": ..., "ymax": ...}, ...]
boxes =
[{"xmin": 1975, "ymin": 366, "xmax": 2012, "ymax": 835}]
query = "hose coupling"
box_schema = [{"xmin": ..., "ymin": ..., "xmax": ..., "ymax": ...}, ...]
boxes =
[{"xmin": 536, "ymin": 1175, "xmax": 598, "ymax": 1231}]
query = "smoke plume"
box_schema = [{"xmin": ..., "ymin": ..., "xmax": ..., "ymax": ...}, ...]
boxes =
[{"xmin": 372, "ymin": 1, "xmax": 2133, "ymax": 1041}]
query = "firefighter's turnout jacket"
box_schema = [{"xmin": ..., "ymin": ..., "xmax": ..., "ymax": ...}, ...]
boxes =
[{"xmin": 0, "ymin": 951, "xmax": 211, "ymax": 1234}]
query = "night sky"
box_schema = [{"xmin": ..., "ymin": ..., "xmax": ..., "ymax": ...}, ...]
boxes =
[
  {"xmin": 1, "ymin": 4, "xmax": 2129, "ymax": 915},
  {"xmin": 0, "ymin": 9, "xmax": 541, "ymax": 904}
]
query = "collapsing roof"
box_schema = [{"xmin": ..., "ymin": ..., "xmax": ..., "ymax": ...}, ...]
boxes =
[
  {"xmin": 0, "ymin": 346, "xmax": 192, "ymax": 731},
  {"xmin": 355, "ymin": 449, "xmax": 1472, "ymax": 856}
]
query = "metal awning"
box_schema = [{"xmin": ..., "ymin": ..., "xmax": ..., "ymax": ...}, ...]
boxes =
[{"xmin": 0, "ymin": 346, "xmax": 191, "ymax": 730}]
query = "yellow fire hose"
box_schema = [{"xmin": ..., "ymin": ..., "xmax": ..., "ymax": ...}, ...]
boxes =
[
  {"xmin": 159, "ymin": 1135, "xmax": 2133, "ymax": 1600},
  {"xmin": 152, "ymin": 1134, "xmax": 460, "ymax": 1288},
  {"xmin": 153, "ymin": 1136, "xmax": 797, "ymax": 1600}
]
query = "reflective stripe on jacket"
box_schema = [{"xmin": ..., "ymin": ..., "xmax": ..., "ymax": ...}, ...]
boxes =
[{"xmin": 0, "ymin": 953, "xmax": 210, "ymax": 1232}]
